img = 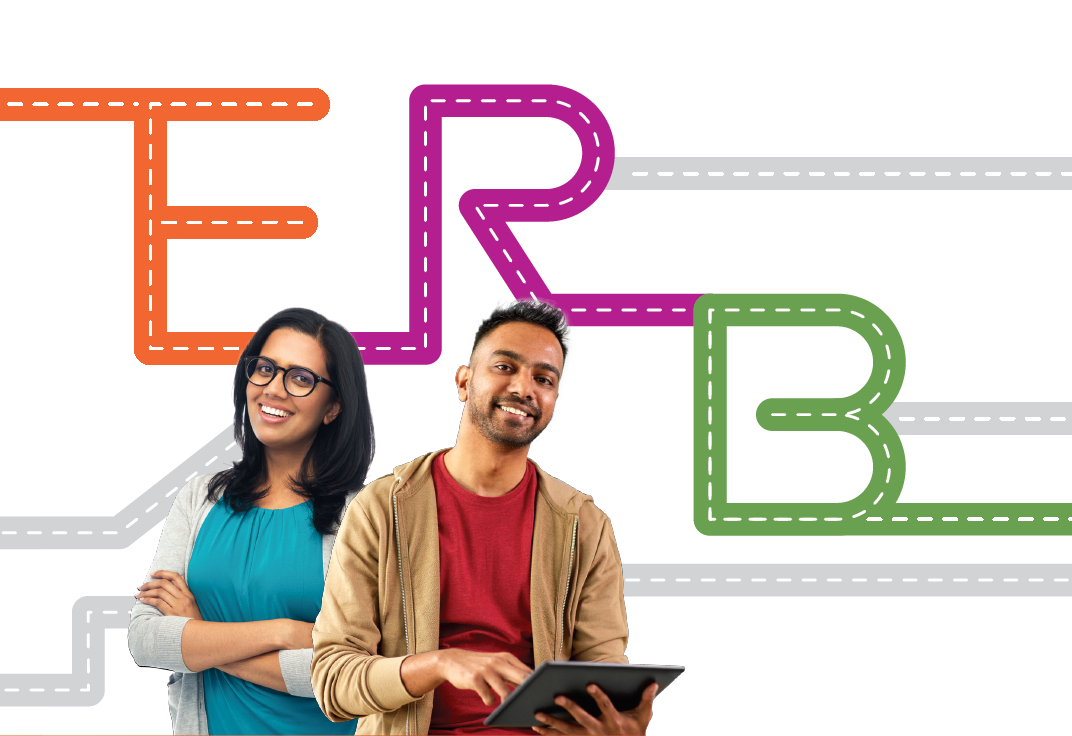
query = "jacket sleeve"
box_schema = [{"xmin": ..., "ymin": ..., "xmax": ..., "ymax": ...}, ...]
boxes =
[
  {"xmin": 127, "ymin": 480, "xmax": 197, "ymax": 673},
  {"xmin": 311, "ymin": 493, "xmax": 418, "ymax": 721},
  {"xmin": 571, "ymin": 512, "xmax": 629, "ymax": 664}
]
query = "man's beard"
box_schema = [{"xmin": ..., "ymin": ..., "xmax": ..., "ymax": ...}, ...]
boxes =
[{"xmin": 468, "ymin": 394, "xmax": 547, "ymax": 448}]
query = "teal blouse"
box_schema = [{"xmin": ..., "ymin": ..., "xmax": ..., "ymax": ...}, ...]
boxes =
[{"xmin": 187, "ymin": 499, "xmax": 355, "ymax": 735}]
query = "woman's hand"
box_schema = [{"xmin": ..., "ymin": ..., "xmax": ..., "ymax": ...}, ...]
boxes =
[
  {"xmin": 533, "ymin": 683, "xmax": 658, "ymax": 736},
  {"xmin": 277, "ymin": 619, "xmax": 314, "ymax": 651},
  {"xmin": 135, "ymin": 570, "xmax": 203, "ymax": 620}
]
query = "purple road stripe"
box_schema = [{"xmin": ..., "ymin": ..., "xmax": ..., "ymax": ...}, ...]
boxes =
[
  {"xmin": 351, "ymin": 84, "xmax": 698, "ymax": 365},
  {"xmin": 553, "ymin": 293, "xmax": 701, "ymax": 326}
]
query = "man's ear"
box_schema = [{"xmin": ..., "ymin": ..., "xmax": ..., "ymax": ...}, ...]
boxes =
[{"xmin": 455, "ymin": 365, "xmax": 471, "ymax": 402}]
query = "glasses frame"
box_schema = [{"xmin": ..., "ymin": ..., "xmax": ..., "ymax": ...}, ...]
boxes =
[{"xmin": 243, "ymin": 355, "xmax": 335, "ymax": 398}]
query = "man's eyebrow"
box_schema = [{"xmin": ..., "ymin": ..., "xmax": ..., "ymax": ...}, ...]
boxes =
[{"xmin": 490, "ymin": 349, "xmax": 562, "ymax": 378}]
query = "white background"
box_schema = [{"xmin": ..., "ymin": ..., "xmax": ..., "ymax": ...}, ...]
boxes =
[{"xmin": 1, "ymin": 1, "xmax": 1070, "ymax": 734}]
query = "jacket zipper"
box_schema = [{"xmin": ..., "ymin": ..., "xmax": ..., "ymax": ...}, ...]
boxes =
[
  {"xmin": 557, "ymin": 515, "xmax": 578, "ymax": 659},
  {"xmin": 392, "ymin": 490, "xmax": 411, "ymax": 735}
]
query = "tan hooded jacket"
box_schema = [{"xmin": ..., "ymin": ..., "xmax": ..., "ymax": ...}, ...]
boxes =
[{"xmin": 311, "ymin": 450, "xmax": 629, "ymax": 735}]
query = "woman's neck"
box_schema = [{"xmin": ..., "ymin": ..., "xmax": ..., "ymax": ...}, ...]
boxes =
[{"xmin": 258, "ymin": 444, "xmax": 313, "ymax": 509}]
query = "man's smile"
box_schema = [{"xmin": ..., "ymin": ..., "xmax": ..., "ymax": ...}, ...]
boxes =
[{"xmin": 497, "ymin": 403, "xmax": 535, "ymax": 420}]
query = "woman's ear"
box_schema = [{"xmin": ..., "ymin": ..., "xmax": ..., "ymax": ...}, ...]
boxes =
[{"xmin": 324, "ymin": 399, "xmax": 342, "ymax": 425}]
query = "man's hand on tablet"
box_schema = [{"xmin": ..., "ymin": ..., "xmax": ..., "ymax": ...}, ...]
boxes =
[{"xmin": 532, "ymin": 682, "xmax": 658, "ymax": 736}]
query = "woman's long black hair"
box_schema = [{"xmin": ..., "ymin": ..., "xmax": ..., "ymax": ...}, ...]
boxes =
[{"xmin": 206, "ymin": 307, "xmax": 375, "ymax": 535}]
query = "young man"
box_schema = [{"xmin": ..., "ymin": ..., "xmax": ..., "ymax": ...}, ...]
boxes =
[{"xmin": 311, "ymin": 301, "xmax": 657, "ymax": 735}]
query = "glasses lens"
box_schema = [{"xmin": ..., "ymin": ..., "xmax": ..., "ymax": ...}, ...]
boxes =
[
  {"xmin": 285, "ymin": 368, "xmax": 317, "ymax": 397},
  {"xmin": 246, "ymin": 357, "xmax": 276, "ymax": 385}
]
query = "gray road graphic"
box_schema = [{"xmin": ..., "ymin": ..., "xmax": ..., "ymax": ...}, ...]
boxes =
[
  {"xmin": 889, "ymin": 403, "xmax": 1071, "ymax": 435},
  {"xmin": 5, "ymin": 585, "xmax": 1067, "ymax": 703},
  {"xmin": 6, "ymin": 567, "xmax": 1071, "ymax": 707},
  {"xmin": 0, "ymin": 427, "xmax": 241, "ymax": 549},
  {"xmin": 2, "ymin": 403, "xmax": 1069, "ymax": 550},
  {"xmin": 624, "ymin": 565, "xmax": 1072, "ymax": 596},
  {"xmin": 0, "ymin": 598, "xmax": 129, "ymax": 706},
  {"xmin": 607, "ymin": 158, "xmax": 1072, "ymax": 190}
]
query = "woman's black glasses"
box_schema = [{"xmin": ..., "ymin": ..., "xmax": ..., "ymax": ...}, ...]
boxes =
[{"xmin": 244, "ymin": 356, "xmax": 334, "ymax": 398}]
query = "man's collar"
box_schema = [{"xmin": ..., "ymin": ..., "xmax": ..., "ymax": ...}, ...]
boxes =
[{"xmin": 390, "ymin": 449, "xmax": 591, "ymax": 515}]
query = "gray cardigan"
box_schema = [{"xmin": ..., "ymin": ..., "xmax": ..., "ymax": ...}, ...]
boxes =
[{"xmin": 127, "ymin": 473, "xmax": 358, "ymax": 735}]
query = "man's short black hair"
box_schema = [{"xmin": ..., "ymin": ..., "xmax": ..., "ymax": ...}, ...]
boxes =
[{"xmin": 471, "ymin": 300, "xmax": 569, "ymax": 362}]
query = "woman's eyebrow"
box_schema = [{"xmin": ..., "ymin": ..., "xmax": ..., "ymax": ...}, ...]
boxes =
[{"xmin": 263, "ymin": 356, "xmax": 317, "ymax": 373}]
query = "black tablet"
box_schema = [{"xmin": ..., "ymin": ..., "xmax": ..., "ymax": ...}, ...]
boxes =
[{"xmin": 483, "ymin": 661, "xmax": 684, "ymax": 728}]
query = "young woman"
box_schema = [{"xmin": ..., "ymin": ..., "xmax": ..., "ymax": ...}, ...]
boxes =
[{"xmin": 128, "ymin": 308, "xmax": 374, "ymax": 735}]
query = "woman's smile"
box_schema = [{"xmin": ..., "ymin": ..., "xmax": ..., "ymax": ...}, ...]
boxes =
[{"xmin": 258, "ymin": 401, "xmax": 295, "ymax": 423}]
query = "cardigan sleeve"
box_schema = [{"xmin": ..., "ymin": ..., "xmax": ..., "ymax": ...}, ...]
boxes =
[
  {"xmin": 127, "ymin": 478, "xmax": 201, "ymax": 674},
  {"xmin": 278, "ymin": 648, "xmax": 315, "ymax": 697}
]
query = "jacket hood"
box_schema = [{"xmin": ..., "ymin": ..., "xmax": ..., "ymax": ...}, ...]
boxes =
[{"xmin": 390, "ymin": 449, "xmax": 592, "ymax": 515}]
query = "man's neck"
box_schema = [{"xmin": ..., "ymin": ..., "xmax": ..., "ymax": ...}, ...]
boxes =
[{"xmin": 444, "ymin": 426, "xmax": 531, "ymax": 498}]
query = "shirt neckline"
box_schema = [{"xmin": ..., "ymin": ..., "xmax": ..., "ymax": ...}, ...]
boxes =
[{"xmin": 434, "ymin": 452, "xmax": 535, "ymax": 505}]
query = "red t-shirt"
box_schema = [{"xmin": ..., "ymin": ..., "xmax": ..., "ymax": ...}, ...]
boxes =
[{"xmin": 429, "ymin": 452, "xmax": 537, "ymax": 735}]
